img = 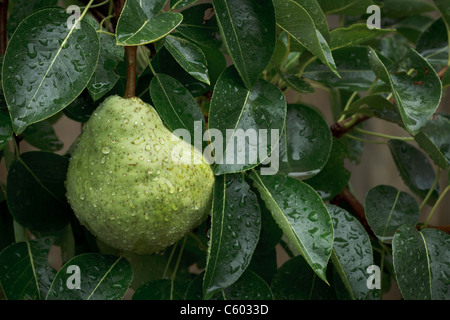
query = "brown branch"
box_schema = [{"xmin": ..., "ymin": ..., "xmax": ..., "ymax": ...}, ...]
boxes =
[
  {"xmin": 0, "ymin": 0, "xmax": 8, "ymax": 55},
  {"xmin": 330, "ymin": 114, "xmax": 370, "ymax": 138},
  {"xmin": 124, "ymin": 46, "xmax": 137, "ymax": 98},
  {"xmin": 113, "ymin": 0, "xmax": 136, "ymax": 98},
  {"xmin": 438, "ymin": 66, "xmax": 448, "ymax": 80}
]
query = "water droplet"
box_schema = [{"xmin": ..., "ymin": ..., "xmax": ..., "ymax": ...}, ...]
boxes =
[
  {"xmin": 102, "ymin": 146, "xmax": 110, "ymax": 154},
  {"xmin": 177, "ymin": 187, "xmax": 183, "ymax": 192},
  {"xmin": 100, "ymin": 156, "xmax": 106, "ymax": 164},
  {"xmin": 145, "ymin": 144, "xmax": 151, "ymax": 151},
  {"xmin": 80, "ymin": 193, "xmax": 85, "ymax": 200}
]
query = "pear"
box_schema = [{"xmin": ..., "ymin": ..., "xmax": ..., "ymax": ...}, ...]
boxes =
[{"xmin": 66, "ymin": 95, "xmax": 214, "ymax": 254}]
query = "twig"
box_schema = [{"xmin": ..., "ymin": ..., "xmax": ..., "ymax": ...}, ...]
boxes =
[
  {"xmin": 330, "ymin": 114, "xmax": 370, "ymax": 138},
  {"xmin": 0, "ymin": 0, "xmax": 7, "ymax": 55},
  {"xmin": 113, "ymin": 0, "xmax": 136, "ymax": 98},
  {"xmin": 438, "ymin": 66, "xmax": 448, "ymax": 79}
]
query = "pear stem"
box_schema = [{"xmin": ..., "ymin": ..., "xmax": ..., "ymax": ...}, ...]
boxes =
[
  {"xmin": 124, "ymin": 46, "xmax": 137, "ymax": 98},
  {"xmin": 113, "ymin": 0, "xmax": 137, "ymax": 98}
]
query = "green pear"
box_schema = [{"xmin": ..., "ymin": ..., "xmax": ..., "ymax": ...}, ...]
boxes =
[{"xmin": 66, "ymin": 95, "xmax": 214, "ymax": 254}]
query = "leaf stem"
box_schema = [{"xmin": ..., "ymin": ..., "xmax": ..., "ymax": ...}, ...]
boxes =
[
  {"xmin": 80, "ymin": 0, "xmax": 110, "ymax": 9},
  {"xmin": 353, "ymin": 127, "xmax": 414, "ymax": 141},
  {"xmin": 124, "ymin": 46, "xmax": 137, "ymax": 98},
  {"xmin": 170, "ymin": 236, "xmax": 187, "ymax": 300},
  {"xmin": 419, "ymin": 168, "xmax": 441, "ymax": 211},
  {"xmin": 344, "ymin": 134, "xmax": 387, "ymax": 145},
  {"xmin": 337, "ymin": 91, "xmax": 358, "ymax": 122},
  {"xmin": 162, "ymin": 241, "xmax": 178, "ymax": 280},
  {"xmin": 423, "ymin": 185, "xmax": 450, "ymax": 228}
]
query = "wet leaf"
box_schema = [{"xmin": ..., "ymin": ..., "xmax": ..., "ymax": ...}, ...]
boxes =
[
  {"xmin": 278, "ymin": 104, "xmax": 332, "ymax": 179},
  {"xmin": 116, "ymin": 0, "xmax": 182, "ymax": 46},
  {"xmin": 392, "ymin": 225, "xmax": 450, "ymax": 300},
  {"xmin": 414, "ymin": 114, "xmax": 450, "ymax": 169},
  {"xmin": 368, "ymin": 47, "xmax": 442, "ymax": 135},
  {"xmin": 0, "ymin": 237, "xmax": 55, "ymax": 300},
  {"xmin": 365, "ymin": 185, "xmax": 420, "ymax": 243},
  {"xmin": 164, "ymin": 35, "xmax": 210, "ymax": 85},
  {"xmin": 208, "ymin": 66, "xmax": 286, "ymax": 175},
  {"xmin": 273, "ymin": 0, "xmax": 338, "ymax": 77},
  {"xmin": 249, "ymin": 171, "xmax": 333, "ymax": 284},
  {"xmin": 22, "ymin": 120, "xmax": 63, "ymax": 152},
  {"xmin": 327, "ymin": 205, "xmax": 374, "ymax": 300},
  {"xmin": 6, "ymin": 151, "xmax": 71, "ymax": 233},
  {"xmin": 87, "ymin": 32, "xmax": 125, "ymax": 102},
  {"xmin": 212, "ymin": 0, "xmax": 276, "ymax": 89},
  {"xmin": 2, "ymin": 8, "xmax": 100, "ymax": 134},
  {"xmin": 149, "ymin": 73, "xmax": 206, "ymax": 149},
  {"xmin": 46, "ymin": 253, "xmax": 132, "ymax": 300},
  {"xmin": 330, "ymin": 24, "xmax": 394, "ymax": 50},
  {"xmin": 271, "ymin": 255, "xmax": 337, "ymax": 299},
  {"xmin": 306, "ymin": 139, "xmax": 351, "ymax": 201},
  {"xmin": 203, "ymin": 174, "xmax": 261, "ymax": 299},
  {"xmin": 388, "ymin": 139, "xmax": 439, "ymax": 204}
]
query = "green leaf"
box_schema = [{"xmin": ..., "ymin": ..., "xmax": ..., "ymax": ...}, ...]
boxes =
[
  {"xmin": 292, "ymin": 0, "xmax": 329, "ymax": 40},
  {"xmin": 116, "ymin": 0, "xmax": 182, "ymax": 46},
  {"xmin": 273, "ymin": 0, "xmax": 338, "ymax": 77},
  {"xmin": 382, "ymin": 0, "xmax": 436, "ymax": 18},
  {"xmin": 171, "ymin": 0, "xmax": 200, "ymax": 10},
  {"xmin": 388, "ymin": 139, "xmax": 439, "ymax": 203},
  {"xmin": 304, "ymin": 46, "xmax": 384, "ymax": 91},
  {"xmin": 392, "ymin": 225, "xmax": 450, "ymax": 300},
  {"xmin": 203, "ymin": 174, "xmax": 261, "ymax": 299},
  {"xmin": 345, "ymin": 95, "xmax": 402, "ymax": 125},
  {"xmin": 414, "ymin": 114, "xmax": 450, "ymax": 169},
  {"xmin": 88, "ymin": 32, "xmax": 125, "ymax": 101},
  {"xmin": 0, "ymin": 110, "xmax": 12, "ymax": 151},
  {"xmin": 421, "ymin": 228, "xmax": 450, "ymax": 300},
  {"xmin": 249, "ymin": 171, "xmax": 333, "ymax": 283},
  {"xmin": 330, "ymin": 24, "xmax": 394, "ymax": 50},
  {"xmin": 175, "ymin": 3, "xmax": 221, "ymax": 49},
  {"xmin": 327, "ymin": 205, "xmax": 374, "ymax": 300},
  {"xmin": 368, "ymin": 47, "xmax": 442, "ymax": 135},
  {"xmin": 306, "ymin": 138, "xmax": 351, "ymax": 201},
  {"xmin": 278, "ymin": 104, "xmax": 332, "ymax": 179},
  {"xmin": 0, "ymin": 237, "xmax": 55, "ymax": 300},
  {"xmin": 208, "ymin": 66, "xmax": 286, "ymax": 175},
  {"xmin": 149, "ymin": 73, "xmax": 205, "ymax": 148},
  {"xmin": 280, "ymin": 73, "xmax": 315, "ymax": 94},
  {"xmin": 6, "ymin": 0, "xmax": 58, "ymax": 37},
  {"xmin": 0, "ymin": 202, "xmax": 14, "ymax": 252},
  {"xmin": 46, "ymin": 253, "xmax": 132, "ymax": 300},
  {"xmin": 188, "ymin": 269, "xmax": 272, "ymax": 300},
  {"xmin": 270, "ymin": 255, "xmax": 337, "ymax": 299},
  {"xmin": 132, "ymin": 279, "xmax": 189, "ymax": 300},
  {"xmin": 2, "ymin": 8, "xmax": 100, "ymax": 134},
  {"xmin": 364, "ymin": 185, "xmax": 420, "ymax": 243},
  {"xmin": 6, "ymin": 151, "xmax": 71, "ymax": 233},
  {"xmin": 212, "ymin": 0, "xmax": 276, "ymax": 89},
  {"xmin": 416, "ymin": 18, "xmax": 449, "ymax": 68},
  {"xmin": 164, "ymin": 35, "xmax": 210, "ymax": 85},
  {"xmin": 222, "ymin": 269, "xmax": 273, "ymax": 300},
  {"xmin": 22, "ymin": 120, "xmax": 63, "ymax": 152},
  {"xmin": 317, "ymin": 0, "xmax": 375, "ymax": 15},
  {"xmin": 434, "ymin": 0, "xmax": 450, "ymax": 65},
  {"xmin": 63, "ymin": 90, "xmax": 100, "ymax": 123}
]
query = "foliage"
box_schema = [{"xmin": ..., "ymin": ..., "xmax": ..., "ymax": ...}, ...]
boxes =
[{"xmin": 0, "ymin": 0, "xmax": 449, "ymax": 301}]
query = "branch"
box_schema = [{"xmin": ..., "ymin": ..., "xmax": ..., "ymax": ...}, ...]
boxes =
[
  {"xmin": 124, "ymin": 46, "xmax": 137, "ymax": 98},
  {"xmin": 330, "ymin": 114, "xmax": 370, "ymax": 138},
  {"xmin": 0, "ymin": 0, "xmax": 8, "ymax": 55},
  {"xmin": 113, "ymin": 0, "xmax": 136, "ymax": 98},
  {"xmin": 438, "ymin": 66, "xmax": 448, "ymax": 80}
]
